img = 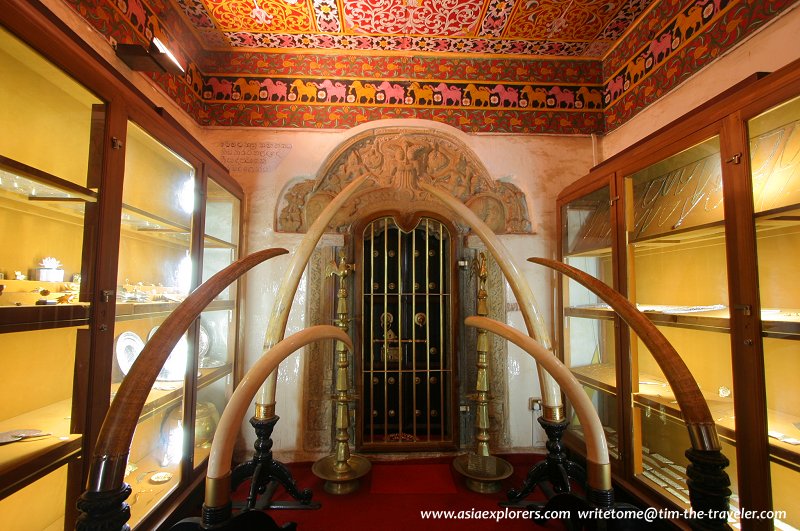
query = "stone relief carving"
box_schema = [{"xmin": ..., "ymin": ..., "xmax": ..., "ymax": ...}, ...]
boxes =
[
  {"xmin": 459, "ymin": 250, "xmax": 510, "ymax": 450},
  {"xmin": 303, "ymin": 247, "xmax": 335, "ymax": 453},
  {"xmin": 276, "ymin": 128, "xmax": 533, "ymax": 234}
]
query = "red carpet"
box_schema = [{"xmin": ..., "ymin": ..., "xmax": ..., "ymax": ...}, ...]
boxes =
[
  {"xmin": 370, "ymin": 463, "xmax": 457, "ymax": 494},
  {"xmin": 232, "ymin": 454, "xmax": 567, "ymax": 531}
]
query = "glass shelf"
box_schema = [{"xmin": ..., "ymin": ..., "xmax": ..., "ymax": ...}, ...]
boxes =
[
  {"xmin": 114, "ymin": 299, "xmax": 235, "ymax": 322},
  {"xmin": 0, "ymin": 157, "xmax": 97, "ymax": 202},
  {"xmin": 110, "ymin": 364, "xmax": 232, "ymax": 421},
  {"xmin": 0, "ymin": 399, "xmax": 81, "ymax": 498},
  {"xmin": 120, "ymin": 203, "xmax": 191, "ymax": 246}
]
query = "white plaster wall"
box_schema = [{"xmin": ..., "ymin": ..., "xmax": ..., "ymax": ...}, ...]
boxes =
[
  {"xmin": 202, "ymin": 121, "xmax": 594, "ymax": 456},
  {"xmin": 601, "ymin": 3, "xmax": 800, "ymax": 160}
]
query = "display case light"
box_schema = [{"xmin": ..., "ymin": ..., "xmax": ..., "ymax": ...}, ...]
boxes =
[{"xmin": 115, "ymin": 37, "xmax": 184, "ymax": 74}]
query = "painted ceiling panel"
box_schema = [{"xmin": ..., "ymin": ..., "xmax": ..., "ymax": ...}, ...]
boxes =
[
  {"xmin": 204, "ymin": 0, "xmax": 315, "ymax": 32},
  {"xmin": 176, "ymin": 0, "xmax": 657, "ymax": 57},
  {"xmin": 342, "ymin": 0, "xmax": 485, "ymax": 36}
]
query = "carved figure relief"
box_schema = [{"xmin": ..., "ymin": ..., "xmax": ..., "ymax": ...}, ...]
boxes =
[{"xmin": 276, "ymin": 127, "xmax": 533, "ymax": 234}]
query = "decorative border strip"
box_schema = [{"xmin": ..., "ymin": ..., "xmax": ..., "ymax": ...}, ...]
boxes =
[
  {"xmin": 605, "ymin": 0, "xmax": 799, "ymax": 129},
  {"xmin": 602, "ymin": 0, "xmax": 735, "ymax": 108},
  {"xmin": 199, "ymin": 104, "xmax": 604, "ymax": 134},
  {"xmin": 196, "ymin": 52, "xmax": 603, "ymax": 83},
  {"xmin": 223, "ymin": 31, "xmax": 593, "ymax": 56},
  {"xmin": 195, "ymin": 75, "xmax": 605, "ymax": 111}
]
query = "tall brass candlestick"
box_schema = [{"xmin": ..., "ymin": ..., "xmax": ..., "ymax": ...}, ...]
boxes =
[
  {"xmin": 312, "ymin": 252, "xmax": 371, "ymax": 494},
  {"xmin": 453, "ymin": 252, "xmax": 513, "ymax": 493},
  {"xmin": 474, "ymin": 253, "xmax": 491, "ymax": 457}
]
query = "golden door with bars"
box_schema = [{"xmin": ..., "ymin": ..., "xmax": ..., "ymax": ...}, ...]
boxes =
[{"xmin": 356, "ymin": 215, "xmax": 458, "ymax": 451}]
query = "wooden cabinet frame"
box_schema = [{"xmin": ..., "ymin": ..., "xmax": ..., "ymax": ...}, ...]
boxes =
[
  {"xmin": 557, "ymin": 59, "xmax": 800, "ymax": 530},
  {"xmin": 0, "ymin": 3, "xmax": 245, "ymax": 529}
]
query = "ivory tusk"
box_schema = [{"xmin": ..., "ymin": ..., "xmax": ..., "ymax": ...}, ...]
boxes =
[
  {"xmin": 420, "ymin": 182, "xmax": 562, "ymax": 415},
  {"xmin": 528, "ymin": 257, "xmax": 720, "ymax": 451},
  {"xmin": 87, "ymin": 248, "xmax": 288, "ymax": 493},
  {"xmin": 257, "ymin": 173, "xmax": 371, "ymax": 410},
  {"xmin": 206, "ymin": 325, "xmax": 352, "ymax": 509},
  {"xmin": 466, "ymin": 315, "xmax": 610, "ymax": 491}
]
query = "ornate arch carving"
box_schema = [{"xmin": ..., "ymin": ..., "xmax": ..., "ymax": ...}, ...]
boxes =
[{"xmin": 275, "ymin": 127, "xmax": 533, "ymax": 234}]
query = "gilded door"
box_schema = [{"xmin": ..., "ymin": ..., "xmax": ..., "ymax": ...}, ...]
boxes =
[{"xmin": 358, "ymin": 216, "xmax": 457, "ymax": 451}]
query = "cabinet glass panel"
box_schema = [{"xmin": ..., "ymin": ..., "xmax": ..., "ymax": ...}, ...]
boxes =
[
  {"xmin": 0, "ymin": 327, "xmax": 83, "ymax": 509},
  {"xmin": 0, "ymin": 463, "xmax": 69, "ymax": 531},
  {"xmin": 624, "ymin": 136, "xmax": 738, "ymax": 508},
  {"xmin": 560, "ymin": 186, "xmax": 619, "ymax": 459},
  {"xmin": 0, "ymin": 27, "xmax": 101, "ymax": 188},
  {"xmin": 748, "ymin": 95, "xmax": 800, "ymax": 529},
  {"xmin": 194, "ymin": 179, "xmax": 240, "ymax": 468},
  {"xmin": 114, "ymin": 122, "xmax": 196, "ymax": 526},
  {"xmin": 0, "ymin": 24, "xmax": 100, "ymax": 520}
]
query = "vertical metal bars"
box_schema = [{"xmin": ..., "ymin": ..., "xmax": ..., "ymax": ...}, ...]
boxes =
[{"xmin": 360, "ymin": 216, "xmax": 452, "ymax": 448}]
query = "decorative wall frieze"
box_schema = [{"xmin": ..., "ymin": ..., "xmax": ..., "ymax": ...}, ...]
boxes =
[
  {"xmin": 275, "ymin": 127, "xmax": 533, "ymax": 234},
  {"xmin": 62, "ymin": 0, "xmax": 799, "ymax": 134},
  {"xmin": 603, "ymin": 0, "xmax": 800, "ymax": 130}
]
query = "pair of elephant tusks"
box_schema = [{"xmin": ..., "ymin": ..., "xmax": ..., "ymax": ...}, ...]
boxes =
[
  {"xmin": 205, "ymin": 325, "xmax": 352, "ymax": 509},
  {"xmin": 86, "ymin": 248, "xmax": 288, "ymax": 493}
]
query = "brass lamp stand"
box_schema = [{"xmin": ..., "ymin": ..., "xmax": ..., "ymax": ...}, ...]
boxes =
[
  {"xmin": 453, "ymin": 253, "xmax": 513, "ymax": 493},
  {"xmin": 312, "ymin": 253, "xmax": 371, "ymax": 494}
]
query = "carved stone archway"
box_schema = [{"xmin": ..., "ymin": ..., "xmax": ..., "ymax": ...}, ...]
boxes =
[
  {"xmin": 295, "ymin": 127, "xmax": 522, "ymax": 455},
  {"xmin": 276, "ymin": 127, "xmax": 533, "ymax": 234}
]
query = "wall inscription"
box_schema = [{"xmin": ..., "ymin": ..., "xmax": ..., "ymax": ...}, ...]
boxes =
[{"xmin": 218, "ymin": 141, "xmax": 292, "ymax": 174}]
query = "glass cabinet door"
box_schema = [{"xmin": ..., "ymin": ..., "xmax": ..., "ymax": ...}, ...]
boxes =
[
  {"xmin": 623, "ymin": 136, "xmax": 738, "ymax": 510},
  {"xmin": 560, "ymin": 185, "xmax": 620, "ymax": 463},
  {"xmin": 747, "ymin": 96, "xmax": 800, "ymax": 530},
  {"xmin": 113, "ymin": 121, "xmax": 196, "ymax": 527},
  {"xmin": 0, "ymin": 25, "xmax": 102, "ymax": 529},
  {"xmin": 194, "ymin": 178, "xmax": 240, "ymax": 469}
]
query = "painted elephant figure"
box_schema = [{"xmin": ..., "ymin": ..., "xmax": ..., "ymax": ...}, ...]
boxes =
[{"xmin": 464, "ymin": 84, "xmax": 492, "ymax": 107}]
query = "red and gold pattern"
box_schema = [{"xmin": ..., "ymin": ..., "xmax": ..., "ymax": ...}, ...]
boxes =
[
  {"xmin": 177, "ymin": 0, "xmax": 652, "ymax": 56},
  {"xmin": 605, "ymin": 0, "xmax": 800, "ymax": 131},
  {"xmin": 342, "ymin": 0, "xmax": 484, "ymax": 36},
  {"xmin": 505, "ymin": 0, "xmax": 624, "ymax": 41},
  {"xmin": 61, "ymin": 0, "xmax": 800, "ymax": 134},
  {"xmin": 205, "ymin": 0, "xmax": 313, "ymax": 32}
]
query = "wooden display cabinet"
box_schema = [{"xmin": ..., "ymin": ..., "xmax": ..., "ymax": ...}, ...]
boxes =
[
  {"xmin": 556, "ymin": 61, "xmax": 800, "ymax": 530},
  {"xmin": 111, "ymin": 123, "xmax": 242, "ymax": 528},
  {"xmin": 0, "ymin": 6, "xmax": 245, "ymax": 529},
  {"xmin": 0, "ymin": 25, "xmax": 100, "ymax": 529}
]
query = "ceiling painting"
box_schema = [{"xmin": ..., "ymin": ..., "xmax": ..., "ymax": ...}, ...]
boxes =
[
  {"xmin": 203, "ymin": 0, "xmax": 315, "ymax": 32},
  {"xmin": 175, "ymin": 0, "xmax": 655, "ymax": 58}
]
